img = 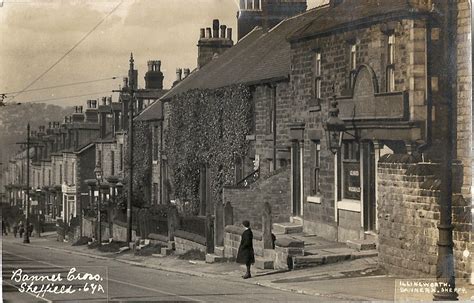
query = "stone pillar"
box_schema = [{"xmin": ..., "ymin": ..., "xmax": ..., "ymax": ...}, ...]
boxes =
[
  {"xmin": 224, "ymin": 201, "xmax": 233, "ymax": 227},
  {"xmin": 205, "ymin": 214, "xmax": 214, "ymax": 253},
  {"xmin": 262, "ymin": 202, "xmax": 273, "ymax": 249},
  {"xmin": 214, "ymin": 200, "xmax": 224, "ymax": 246}
]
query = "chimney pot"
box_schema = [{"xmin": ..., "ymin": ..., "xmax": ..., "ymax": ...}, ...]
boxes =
[
  {"xmin": 227, "ymin": 28, "xmax": 233, "ymax": 41},
  {"xmin": 220, "ymin": 25, "xmax": 227, "ymax": 38},
  {"xmin": 101, "ymin": 97, "xmax": 107, "ymax": 106},
  {"xmin": 200, "ymin": 28, "xmax": 205, "ymax": 39},
  {"xmin": 48, "ymin": 122, "xmax": 52, "ymax": 128},
  {"xmin": 156, "ymin": 60, "xmax": 161, "ymax": 71},
  {"xmin": 92, "ymin": 100, "xmax": 97, "ymax": 109},
  {"xmin": 206, "ymin": 27, "xmax": 212, "ymax": 38},
  {"xmin": 107, "ymin": 96, "xmax": 112, "ymax": 105},
  {"xmin": 176, "ymin": 68, "xmax": 183, "ymax": 81},
  {"xmin": 79, "ymin": 105, "xmax": 83, "ymax": 113},
  {"xmin": 213, "ymin": 19, "xmax": 219, "ymax": 38},
  {"xmin": 123, "ymin": 77, "xmax": 128, "ymax": 88},
  {"xmin": 147, "ymin": 61, "xmax": 153, "ymax": 71},
  {"xmin": 183, "ymin": 68, "xmax": 190, "ymax": 78}
]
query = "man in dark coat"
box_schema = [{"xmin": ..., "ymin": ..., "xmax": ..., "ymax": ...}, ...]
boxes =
[{"xmin": 236, "ymin": 220, "xmax": 255, "ymax": 279}]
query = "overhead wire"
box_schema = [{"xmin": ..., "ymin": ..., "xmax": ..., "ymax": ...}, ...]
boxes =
[
  {"xmin": 26, "ymin": 91, "xmax": 116, "ymax": 104},
  {"xmin": 7, "ymin": 0, "xmax": 123, "ymax": 103},
  {"xmin": 3, "ymin": 77, "xmax": 119, "ymax": 95}
]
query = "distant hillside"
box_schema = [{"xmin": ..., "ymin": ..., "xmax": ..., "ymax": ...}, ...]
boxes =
[{"xmin": 0, "ymin": 103, "xmax": 73, "ymax": 166}]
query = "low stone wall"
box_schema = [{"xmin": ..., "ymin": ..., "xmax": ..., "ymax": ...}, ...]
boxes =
[
  {"xmin": 223, "ymin": 167, "xmax": 291, "ymax": 230},
  {"xmin": 174, "ymin": 230, "xmax": 206, "ymax": 254},
  {"xmin": 378, "ymin": 155, "xmax": 471, "ymax": 281},
  {"xmin": 81, "ymin": 218, "xmax": 137, "ymax": 242},
  {"xmin": 223, "ymin": 225, "xmax": 263, "ymax": 258}
]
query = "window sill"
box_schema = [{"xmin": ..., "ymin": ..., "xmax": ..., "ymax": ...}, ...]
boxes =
[
  {"xmin": 152, "ymin": 160, "xmax": 158, "ymax": 165},
  {"xmin": 307, "ymin": 195, "xmax": 321, "ymax": 204},
  {"xmin": 246, "ymin": 134, "xmax": 256, "ymax": 141},
  {"xmin": 337, "ymin": 199, "xmax": 360, "ymax": 212}
]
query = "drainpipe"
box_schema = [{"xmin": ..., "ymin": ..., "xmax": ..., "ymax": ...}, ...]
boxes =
[{"xmin": 272, "ymin": 85, "xmax": 277, "ymax": 171}]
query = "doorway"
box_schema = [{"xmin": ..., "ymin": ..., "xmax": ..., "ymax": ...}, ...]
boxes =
[{"xmin": 362, "ymin": 141, "xmax": 376, "ymax": 231}]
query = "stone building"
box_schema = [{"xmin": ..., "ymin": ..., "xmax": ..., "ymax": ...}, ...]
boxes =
[{"xmin": 155, "ymin": 0, "xmax": 472, "ymax": 280}]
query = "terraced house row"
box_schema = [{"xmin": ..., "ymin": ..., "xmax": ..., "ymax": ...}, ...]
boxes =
[{"xmin": 2, "ymin": 0, "xmax": 472, "ymax": 283}]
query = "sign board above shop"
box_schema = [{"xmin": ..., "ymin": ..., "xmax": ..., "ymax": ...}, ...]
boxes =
[{"xmin": 338, "ymin": 65, "xmax": 408, "ymax": 121}]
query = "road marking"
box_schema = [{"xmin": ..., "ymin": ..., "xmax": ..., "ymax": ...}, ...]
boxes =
[{"xmin": 3, "ymin": 249, "xmax": 203, "ymax": 302}]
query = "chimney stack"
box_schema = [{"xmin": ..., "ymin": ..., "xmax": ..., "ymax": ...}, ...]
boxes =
[
  {"xmin": 144, "ymin": 60, "xmax": 164, "ymax": 89},
  {"xmin": 197, "ymin": 20, "xmax": 234, "ymax": 69},
  {"xmin": 84, "ymin": 100, "xmax": 99, "ymax": 123},
  {"xmin": 123, "ymin": 77, "xmax": 129, "ymax": 89}
]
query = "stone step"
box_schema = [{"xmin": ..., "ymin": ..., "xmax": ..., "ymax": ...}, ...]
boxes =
[
  {"xmin": 255, "ymin": 256, "xmax": 274, "ymax": 269},
  {"xmin": 293, "ymin": 252, "xmax": 352, "ymax": 270},
  {"xmin": 214, "ymin": 246, "xmax": 225, "ymax": 257},
  {"xmin": 205, "ymin": 253, "xmax": 225, "ymax": 264},
  {"xmin": 273, "ymin": 222, "xmax": 303, "ymax": 235},
  {"xmin": 351, "ymin": 249, "xmax": 378, "ymax": 260},
  {"xmin": 161, "ymin": 247, "xmax": 173, "ymax": 256},
  {"xmin": 346, "ymin": 239, "xmax": 376, "ymax": 251}
]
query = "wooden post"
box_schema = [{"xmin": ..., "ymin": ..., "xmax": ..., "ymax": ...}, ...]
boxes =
[
  {"xmin": 205, "ymin": 213, "xmax": 214, "ymax": 254},
  {"xmin": 167, "ymin": 205, "xmax": 178, "ymax": 243},
  {"xmin": 224, "ymin": 201, "xmax": 233, "ymax": 227},
  {"xmin": 214, "ymin": 199, "xmax": 224, "ymax": 246},
  {"xmin": 262, "ymin": 202, "xmax": 273, "ymax": 249}
]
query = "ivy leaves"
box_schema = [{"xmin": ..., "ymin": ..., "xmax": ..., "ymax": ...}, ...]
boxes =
[{"xmin": 166, "ymin": 85, "xmax": 252, "ymax": 214}]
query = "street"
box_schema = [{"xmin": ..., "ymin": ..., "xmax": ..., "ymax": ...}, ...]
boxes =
[{"xmin": 2, "ymin": 238, "xmax": 320, "ymax": 302}]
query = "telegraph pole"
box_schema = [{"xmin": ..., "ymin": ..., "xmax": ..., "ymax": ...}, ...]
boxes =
[
  {"xmin": 126, "ymin": 53, "xmax": 135, "ymax": 244},
  {"xmin": 23, "ymin": 123, "xmax": 30, "ymax": 244}
]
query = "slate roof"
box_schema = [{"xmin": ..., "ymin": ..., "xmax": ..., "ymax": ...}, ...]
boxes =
[
  {"xmin": 135, "ymin": 100, "xmax": 163, "ymax": 122},
  {"xmin": 161, "ymin": 7, "xmax": 324, "ymax": 100},
  {"xmin": 289, "ymin": 0, "xmax": 431, "ymax": 41}
]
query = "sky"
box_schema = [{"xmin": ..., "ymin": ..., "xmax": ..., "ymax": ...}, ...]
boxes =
[{"xmin": 0, "ymin": 0, "xmax": 327, "ymax": 107}]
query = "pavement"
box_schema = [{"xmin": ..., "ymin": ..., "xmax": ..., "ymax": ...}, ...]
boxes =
[{"xmin": 4, "ymin": 233, "xmax": 474, "ymax": 302}]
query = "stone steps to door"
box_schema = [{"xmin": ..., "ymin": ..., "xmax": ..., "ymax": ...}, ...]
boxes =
[{"xmin": 272, "ymin": 222, "xmax": 303, "ymax": 235}]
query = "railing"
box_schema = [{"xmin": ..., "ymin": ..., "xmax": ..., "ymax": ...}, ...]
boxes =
[{"xmin": 236, "ymin": 167, "xmax": 260, "ymax": 188}]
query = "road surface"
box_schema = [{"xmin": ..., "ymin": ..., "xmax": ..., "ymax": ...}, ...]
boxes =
[{"xmin": 2, "ymin": 238, "xmax": 324, "ymax": 302}]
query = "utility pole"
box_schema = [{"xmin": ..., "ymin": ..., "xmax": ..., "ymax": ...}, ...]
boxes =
[
  {"xmin": 127, "ymin": 53, "xmax": 135, "ymax": 244},
  {"xmin": 24, "ymin": 123, "xmax": 30, "ymax": 244}
]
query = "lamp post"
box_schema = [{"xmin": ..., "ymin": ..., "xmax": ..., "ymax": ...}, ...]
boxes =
[
  {"xmin": 94, "ymin": 164, "xmax": 103, "ymax": 245},
  {"xmin": 323, "ymin": 89, "xmax": 346, "ymax": 154}
]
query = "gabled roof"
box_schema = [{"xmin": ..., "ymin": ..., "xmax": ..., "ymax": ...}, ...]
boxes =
[
  {"xmin": 135, "ymin": 99, "xmax": 163, "ymax": 122},
  {"xmin": 162, "ymin": 7, "xmax": 324, "ymax": 100},
  {"xmin": 289, "ymin": 0, "xmax": 431, "ymax": 41}
]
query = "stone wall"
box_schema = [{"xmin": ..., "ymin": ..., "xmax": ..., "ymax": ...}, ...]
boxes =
[
  {"xmin": 455, "ymin": 0, "xmax": 472, "ymax": 196},
  {"xmin": 223, "ymin": 167, "xmax": 291, "ymax": 230},
  {"xmin": 377, "ymin": 155, "xmax": 471, "ymax": 281},
  {"xmin": 223, "ymin": 225, "xmax": 264, "ymax": 258},
  {"xmin": 174, "ymin": 233, "xmax": 206, "ymax": 255}
]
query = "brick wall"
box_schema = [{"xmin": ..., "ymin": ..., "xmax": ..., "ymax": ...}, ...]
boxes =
[
  {"xmin": 253, "ymin": 82, "xmax": 292, "ymax": 177},
  {"xmin": 455, "ymin": 0, "xmax": 472, "ymax": 196},
  {"xmin": 223, "ymin": 167, "xmax": 291, "ymax": 230},
  {"xmin": 378, "ymin": 156, "xmax": 471, "ymax": 281}
]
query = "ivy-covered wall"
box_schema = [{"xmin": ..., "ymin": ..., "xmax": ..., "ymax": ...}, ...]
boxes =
[
  {"xmin": 165, "ymin": 84, "xmax": 252, "ymax": 215},
  {"xmin": 123, "ymin": 120, "xmax": 152, "ymax": 208}
]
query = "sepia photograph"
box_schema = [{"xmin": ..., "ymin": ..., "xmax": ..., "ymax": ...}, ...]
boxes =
[{"xmin": 1, "ymin": 0, "xmax": 473, "ymax": 301}]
